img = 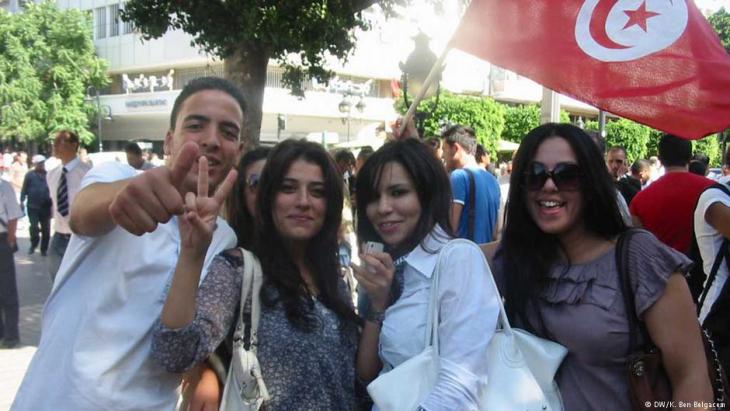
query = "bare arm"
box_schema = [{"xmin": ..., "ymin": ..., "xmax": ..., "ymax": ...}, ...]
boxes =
[
  {"xmin": 450, "ymin": 203, "xmax": 464, "ymax": 235},
  {"xmin": 644, "ymin": 274, "xmax": 713, "ymax": 410},
  {"xmin": 353, "ymin": 251, "xmax": 394, "ymax": 382},
  {"xmin": 705, "ymin": 202, "xmax": 730, "ymax": 238},
  {"xmin": 357, "ymin": 320, "xmax": 385, "ymax": 382},
  {"xmin": 70, "ymin": 179, "xmax": 130, "ymax": 237},
  {"xmin": 631, "ymin": 214, "xmax": 644, "ymax": 228},
  {"xmin": 161, "ymin": 158, "xmax": 237, "ymax": 329},
  {"xmin": 480, "ymin": 241, "xmax": 500, "ymax": 271},
  {"xmin": 7, "ymin": 218, "xmax": 17, "ymax": 249},
  {"xmin": 70, "ymin": 142, "xmax": 200, "ymax": 237}
]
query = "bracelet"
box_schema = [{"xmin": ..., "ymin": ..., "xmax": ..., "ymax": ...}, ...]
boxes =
[{"xmin": 365, "ymin": 308, "xmax": 386, "ymax": 325}]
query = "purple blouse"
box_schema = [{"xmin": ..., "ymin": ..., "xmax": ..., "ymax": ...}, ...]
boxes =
[{"xmin": 494, "ymin": 230, "xmax": 692, "ymax": 411}]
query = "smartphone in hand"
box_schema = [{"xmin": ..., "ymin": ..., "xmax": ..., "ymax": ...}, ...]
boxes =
[{"xmin": 363, "ymin": 241, "xmax": 384, "ymax": 255}]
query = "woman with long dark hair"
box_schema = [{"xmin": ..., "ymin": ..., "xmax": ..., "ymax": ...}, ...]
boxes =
[
  {"xmin": 353, "ymin": 138, "xmax": 499, "ymax": 410},
  {"xmin": 151, "ymin": 139, "xmax": 360, "ymax": 410},
  {"xmin": 487, "ymin": 123, "xmax": 712, "ymax": 410}
]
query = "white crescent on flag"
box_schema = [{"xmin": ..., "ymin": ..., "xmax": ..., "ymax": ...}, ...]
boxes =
[{"xmin": 575, "ymin": 0, "xmax": 689, "ymax": 62}]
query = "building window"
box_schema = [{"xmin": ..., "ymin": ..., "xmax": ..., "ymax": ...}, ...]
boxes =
[
  {"xmin": 95, "ymin": 7, "xmax": 106, "ymax": 39},
  {"xmin": 121, "ymin": 5, "xmax": 134, "ymax": 34},
  {"xmin": 108, "ymin": 4, "xmax": 120, "ymax": 37}
]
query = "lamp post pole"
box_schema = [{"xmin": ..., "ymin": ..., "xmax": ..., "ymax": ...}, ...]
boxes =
[{"xmin": 87, "ymin": 86, "xmax": 103, "ymax": 152}]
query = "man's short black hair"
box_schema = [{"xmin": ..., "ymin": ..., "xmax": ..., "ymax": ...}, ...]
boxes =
[
  {"xmin": 442, "ymin": 124, "xmax": 477, "ymax": 156},
  {"xmin": 607, "ymin": 145, "xmax": 627, "ymax": 158},
  {"xmin": 124, "ymin": 142, "xmax": 143, "ymax": 156},
  {"xmin": 334, "ymin": 149, "xmax": 356, "ymax": 166},
  {"xmin": 357, "ymin": 146, "xmax": 374, "ymax": 162},
  {"xmin": 691, "ymin": 153, "xmax": 710, "ymax": 166},
  {"xmin": 658, "ymin": 134, "xmax": 692, "ymax": 167},
  {"xmin": 689, "ymin": 160, "xmax": 708, "ymax": 176},
  {"xmin": 630, "ymin": 159, "xmax": 650, "ymax": 174},
  {"xmin": 476, "ymin": 143, "xmax": 489, "ymax": 160},
  {"xmin": 170, "ymin": 77, "xmax": 247, "ymax": 130}
]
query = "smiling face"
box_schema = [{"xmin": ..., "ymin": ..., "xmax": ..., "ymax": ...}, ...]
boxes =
[
  {"xmin": 525, "ymin": 136, "xmax": 585, "ymax": 239},
  {"xmin": 164, "ymin": 89, "xmax": 243, "ymax": 194},
  {"xmin": 365, "ymin": 161, "xmax": 422, "ymax": 250},
  {"xmin": 272, "ymin": 159, "xmax": 327, "ymax": 245}
]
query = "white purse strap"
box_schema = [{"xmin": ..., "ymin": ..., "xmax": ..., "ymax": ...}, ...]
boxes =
[
  {"xmin": 423, "ymin": 239, "xmax": 514, "ymax": 352},
  {"xmin": 236, "ymin": 248, "xmax": 264, "ymax": 350}
]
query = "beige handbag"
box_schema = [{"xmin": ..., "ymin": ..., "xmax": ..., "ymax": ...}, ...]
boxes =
[{"xmin": 219, "ymin": 248, "xmax": 270, "ymax": 411}]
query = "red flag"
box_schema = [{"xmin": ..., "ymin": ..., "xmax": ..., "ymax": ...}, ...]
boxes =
[{"xmin": 450, "ymin": 0, "xmax": 730, "ymax": 139}]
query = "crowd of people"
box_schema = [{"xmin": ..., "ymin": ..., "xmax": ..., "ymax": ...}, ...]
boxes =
[{"xmin": 4, "ymin": 76, "xmax": 730, "ymax": 411}]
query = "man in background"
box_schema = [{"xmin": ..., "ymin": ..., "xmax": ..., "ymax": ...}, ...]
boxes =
[
  {"xmin": 442, "ymin": 124, "xmax": 500, "ymax": 243},
  {"xmin": 21, "ymin": 155, "xmax": 52, "ymax": 256},
  {"xmin": 46, "ymin": 130, "xmax": 92, "ymax": 280},
  {"xmin": 0, "ymin": 177, "xmax": 23, "ymax": 348},
  {"xmin": 125, "ymin": 142, "xmax": 155, "ymax": 171}
]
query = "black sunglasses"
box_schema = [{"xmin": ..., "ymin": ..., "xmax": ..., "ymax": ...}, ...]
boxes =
[
  {"xmin": 246, "ymin": 173, "xmax": 260, "ymax": 189},
  {"xmin": 525, "ymin": 162, "xmax": 581, "ymax": 191}
]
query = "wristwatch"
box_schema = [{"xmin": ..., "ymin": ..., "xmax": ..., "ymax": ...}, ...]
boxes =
[{"xmin": 365, "ymin": 308, "xmax": 386, "ymax": 326}]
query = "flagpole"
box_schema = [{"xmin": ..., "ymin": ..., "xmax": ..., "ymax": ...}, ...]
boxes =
[{"xmin": 398, "ymin": 46, "xmax": 451, "ymax": 137}]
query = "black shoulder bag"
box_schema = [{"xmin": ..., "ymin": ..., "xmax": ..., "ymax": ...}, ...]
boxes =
[
  {"xmin": 617, "ymin": 229, "xmax": 728, "ymax": 410},
  {"xmin": 465, "ymin": 169, "xmax": 476, "ymax": 241}
]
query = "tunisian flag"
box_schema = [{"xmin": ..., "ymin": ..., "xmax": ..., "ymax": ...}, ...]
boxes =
[{"xmin": 450, "ymin": 0, "xmax": 730, "ymax": 139}]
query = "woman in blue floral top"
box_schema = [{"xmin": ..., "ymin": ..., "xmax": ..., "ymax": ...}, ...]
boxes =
[{"xmin": 151, "ymin": 139, "xmax": 360, "ymax": 410}]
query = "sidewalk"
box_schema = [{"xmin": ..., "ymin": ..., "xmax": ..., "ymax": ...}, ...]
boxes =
[{"xmin": 0, "ymin": 221, "xmax": 53, "ymax": 410}]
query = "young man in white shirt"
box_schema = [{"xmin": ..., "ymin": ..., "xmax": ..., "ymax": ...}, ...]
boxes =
[
  {"xmin": 46, "ymin": 130, "xmax": 92, "ymax": 280},
  {"xmin": 12, "ymin": 77, "xmax": 244, "ymax": 411},
  {"xmin": 694, "ymin": 149, "xmax": 730, "ymax": 374},
  {"xmin": 0, "ymin": 178, "xmax": 23, "ymax": 348}
]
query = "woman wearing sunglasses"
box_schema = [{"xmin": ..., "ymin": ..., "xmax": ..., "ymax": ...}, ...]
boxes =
[
  {"xmin": 150, "ymin": 140, "xmax": 360, "ymax": 410},
  {"xmin": 485, "ymin": 123, "xmax": 712, "ymax": 410},
  {"xmin": 354, "ymin": 138, "xmax": 500, "ymax": 410}
]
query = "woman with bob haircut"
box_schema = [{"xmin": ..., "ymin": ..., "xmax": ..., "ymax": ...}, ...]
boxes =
[
  {"xmin": 150, "ymin": 139, "xmax": 360, "ymax": 410},
  {"xmin": 486, "ymin": 123, "xmax": 712, "ymax": 410},
  {"xmin": 353, "ymin": 138, "xmax": 499, "ymax": 410}
]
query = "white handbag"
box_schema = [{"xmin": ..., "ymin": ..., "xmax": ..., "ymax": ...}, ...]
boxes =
[
  {"xmin": 367, "ymin": 239, "xmax": 568, "ymax": 411},
  {"xmin": 219, "ymin": 248, "xmax": 270, "ymax": 411}
]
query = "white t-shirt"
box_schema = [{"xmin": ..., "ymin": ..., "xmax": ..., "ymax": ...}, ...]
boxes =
[
  {"xmin": 12, "ymin": 162, "xmax": 237, "ymax": 411},
  {"xmin": 695, "ymin": 181, "xmax": 730, "ymax": 322},
  {"xmin": 0, "ymin": 179, "xmax": 23, "ymax": 233}
]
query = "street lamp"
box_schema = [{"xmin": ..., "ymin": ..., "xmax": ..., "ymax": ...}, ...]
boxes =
[
  {"xmin": 399, "ymin": 31, "xmax": 443, "ymax": 138},
  {"xmin": 338, "ymin": 92, "xmax": 366, "ymax": 142},
  {"xmin": 86, "ymin": 86, "xmax": 112, "ymax": 152}
]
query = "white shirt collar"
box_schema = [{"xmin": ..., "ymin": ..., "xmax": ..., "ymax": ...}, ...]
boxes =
[
  {"xmin": 403, "ymin": 225, "xmax": 450, "ymax": 279},
  {"xmin": 63, "ymin": 157, "xmax": 81, "ymax": 172}
]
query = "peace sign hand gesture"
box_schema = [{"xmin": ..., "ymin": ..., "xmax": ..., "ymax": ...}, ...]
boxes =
[{"xmin": 179, "ymin": 156, "xmax": 237, "ymax": 258}]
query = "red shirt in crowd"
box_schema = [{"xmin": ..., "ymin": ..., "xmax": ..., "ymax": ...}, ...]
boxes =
[{"xmin": 629, "ymin": 171, "xmax": 715, "ymax": 254}]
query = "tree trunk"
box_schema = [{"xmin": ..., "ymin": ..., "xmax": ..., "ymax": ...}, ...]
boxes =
[{"xmin": 224, "ymin": 43, "xmax": 269, "ymax": 148}]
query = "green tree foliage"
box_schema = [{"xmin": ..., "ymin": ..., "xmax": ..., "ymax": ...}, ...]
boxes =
[
  {"xmin": 0, "ymin": 1, "xmax": 109, "ymax": 144},
  {"xmin": 123, "ymin": 0, "xmax": 402, "ymax": 145},
  {"xmin": 604, "ymin": 118, "xmax": 652, "ymax": 163},
  {"xmin": 709, "ymin": 8, "xmax": 730, "ymax": 53},
  {"xmin": 502, "ymin": 104, "xmax": 540, "ymax": 143},
  {"xmin": 500, "ymin": 104, "xmax": 570, "ymax": 143},
  {"xmin": 692, "ymin": 134, "xmax": 723, "ymax": 166},
  {"xmin": 397, "ymin": 91, "xmax": 505, "ymax": 155}
]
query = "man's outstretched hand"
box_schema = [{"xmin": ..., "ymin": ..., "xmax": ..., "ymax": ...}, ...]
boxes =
[{"xmin": 109, "ymin": 142, "xmax": 202, "ymax": 236}]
